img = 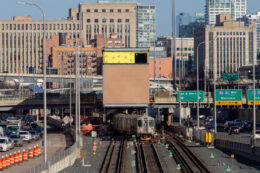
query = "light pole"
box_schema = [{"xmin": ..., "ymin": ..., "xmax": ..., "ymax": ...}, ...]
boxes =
[
  {"xmin": 196, "ymin": 41, "xmax": 205, "ymax": 129},
  {"xmin": 65, "ymin": 18, "xmax": 78, "ymax": 141},
  {"xmin": 252, "ymin": 59, "xmax": 256, "ymax": 148},
  {"xmin": 172, "ymin": 0, "xmax": 176, "ymax": 88},
  {"xmin": 17, "ymin": 1, "xmax": 47, "ymax": 163}
]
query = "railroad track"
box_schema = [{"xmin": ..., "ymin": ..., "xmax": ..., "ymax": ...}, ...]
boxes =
[
  {"xmin": 99, "ymin": 139, "xmax": 127, "ymax": 173},
  {"xmin": 137, "ymin": 141, "xmax": 166, "ymax": 173},
  {"xmin": 165, "ymin": 132, "xmax": 211, "ymax": 173}
]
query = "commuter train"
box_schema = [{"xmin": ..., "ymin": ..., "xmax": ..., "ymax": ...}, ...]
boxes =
[{"xmin": 112, "ymin": 114, "xmax": 155, "ymax": 140}]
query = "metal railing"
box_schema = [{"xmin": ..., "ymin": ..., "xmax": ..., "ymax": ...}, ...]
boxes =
[{"xmin": 25, "ymin": 141, "xmax": 77, "ymax": 173}]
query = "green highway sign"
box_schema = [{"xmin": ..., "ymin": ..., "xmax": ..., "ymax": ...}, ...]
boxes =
[
  {"xmin": 247, "ymin": 89, "xmax": 260, "ymax": 100},
  {"xmin": 216, "ymin": 89, "xmax": 242, "ymax": 105},
  {"xmin": 177, "ymin": 91, "xmax": 204, "ymax": 102},
  {"xmin": 247, "ymin": 89, "xmax": 260, "ymax": 105},
  {"xmin": 223, "ymin": 73, "xmax": 239, "ymax": 81}
]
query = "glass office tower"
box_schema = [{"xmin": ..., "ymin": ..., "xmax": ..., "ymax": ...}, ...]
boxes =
[{"xmin": 205, "ymin": 0, "xmax": 247, "ymax": 25}]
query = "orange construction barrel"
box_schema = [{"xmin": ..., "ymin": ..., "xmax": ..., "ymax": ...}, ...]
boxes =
[
  {"xmin": 5, "ymin": 155, "xmax": 10, "ymax": 167},
  {"xmin": 23, "ymin": 150, "xmax": 28, "ymax": 161},
  {"xmin": 29, "ymin": 148, "xmax": 34, "ymax": 159},
  {"xmin": 10, "ymin": 153, "xmax": 14, "ymax": 165},
  {"xmin": 34, "ymin": 146, "xmax": 38, "ymax": 157},
  {"xmin": 19, "ymin": 151, "xmax": 22, "ymax": 163},
  {"xmin": 0, "ymin": 158, "xmax": 2, "ymax": 170},
  {"xmin": 2, "ymin": 157, "xmax": 6, "ymax": 169},
  {"xmin": 14, "ymin": 152, "xmax": 19, "ymax": 164}
]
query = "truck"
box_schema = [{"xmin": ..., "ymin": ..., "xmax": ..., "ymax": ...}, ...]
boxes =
[{"xmin": 6, "ymin": 120, "xmax": 21, "ymax": 136}]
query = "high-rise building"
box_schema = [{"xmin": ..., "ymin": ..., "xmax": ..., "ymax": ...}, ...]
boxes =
[
  {"xmin": 177, "ymin": 12, "xmax": 205, "ymax": 38},
  {"xmin": 136, "ymin": 4, "xmax": 156, "ymax": 47},
  {"xmin": 243, "ymin": 12, "xmax": 260, "ymax": 54},
  {"xmin": 156, "ymin": 36, "xmax": 173, "ymax": 57},
  {"xmin": 95, "ymin": 0, "xmax": 156, "ymax": 47},
  {"xmin": 205, "ymin": 0, "xmax": 247, "ymax": 25},
  {"xmin": 195, "ymin": 14, "xmax": 256, "ymax": 82}
]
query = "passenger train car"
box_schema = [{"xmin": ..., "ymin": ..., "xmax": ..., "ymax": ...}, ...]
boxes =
[{"xmin": 112, "ymin": 114, "xmax": 155, "ymax": 140}]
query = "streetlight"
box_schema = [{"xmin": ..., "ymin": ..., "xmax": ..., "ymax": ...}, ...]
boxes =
[
  {"xmin": 63, "ymin": 18, "xmax": 79, "ymax": 143},
  {"xmin": 196, "ymin": 41, "xmax": 205, "ymax": 129},
  {"xmin": 17, "ymin": 1, "xmax": 47, "ymax": 163},
  {"xmin": 172, "ymin": 0, "xmax": 176, "ymax": 88},
  {"xmin": 252, "ymin": 58, "xmax": 256, "ymax": 148}
]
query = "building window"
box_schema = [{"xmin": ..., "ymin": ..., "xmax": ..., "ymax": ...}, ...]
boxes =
[
  {"xmin": 110, "ymin": 19, "xmax": 114, "ymax": 23},
  {"xmin": 87, "ymin": 19, "xmax": 91, "ymax": 23},
  {"xmin": 125, "ymin": 19, "xmax": 130, "ymax": 23},
  {"xmin": 94, "ymin": 9, "xmax": 98, "ymax": 12},
  {"xmin": 118, "ymin": 19, "xmax": 122, "ymax": 23},
  {"xmin": 125, "ymin": 9, "xmax": 129, "ymax": 12},
  {"xmin": 57, "ymin": 24, "xmax": 60, "ymax": 30},
  {"xmin": 110, "ymin": 9, "xmax": 114, "ymax": 12},
  {"xmin": 117, "ymin": 9, "xmax": 121, "ymax": 13},
  {"xmin": 53, "ymin": 24, "xmax": 56, "ymax": 30},
  {"xmin": 102, "ymin": 18, "xmax": 106, "ymax": 23},
  {"xmin": 94, "ymin": 19, "xmax": 99, "ymax": 23},
  {"xmin": 86, "ymin": 9, "xmax": 90, "ymax": 12},
  {"xmin": 102, "ymin": 9, "xmax": 106, "ymax": 12},
  {"xmin": 61, "ymin": 24, "xmax": 64, "ymax": 30}
]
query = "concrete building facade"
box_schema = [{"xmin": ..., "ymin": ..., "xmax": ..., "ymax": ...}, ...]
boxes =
[
  {"xmin": 0, "ymin": 1, "xmax": 155, "ymax": 75},
  {"xmin": 195, "ymin": 14, "xmax": 257, "ymax": 81},
  {"xmin": 0, "ymin": 16, "xmax": 80, "ymax": 74}
]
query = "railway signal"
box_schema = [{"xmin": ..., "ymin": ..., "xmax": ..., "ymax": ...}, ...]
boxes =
[
  {"xmin": 176, "ymin": 163, "xmax": 181, "ymax": 170},
  {"xmin": 210, "ymin": 153, "xmax": 214, "ymax": 158}
]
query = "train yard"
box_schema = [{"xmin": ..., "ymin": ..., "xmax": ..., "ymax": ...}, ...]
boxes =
[{"xmin": 97, "ymin": 129, "xmax": 212, "ymax": 173}]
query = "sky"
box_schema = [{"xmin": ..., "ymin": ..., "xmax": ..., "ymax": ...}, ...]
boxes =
[{"xmin": 1, "ymin": 0, "xmax": 260, "ymax": 36}]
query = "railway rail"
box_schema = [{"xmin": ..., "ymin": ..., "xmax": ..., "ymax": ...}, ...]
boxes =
[
  {"xmin": 99, "ymin": 138, "xmax": 127, "ymax": 173},
  {"xmin": 137, "ymin": 140, "xmax": 166, "ymax": 173},
  {"xmin": 165, "ymin": 132, "xmax": 211, "ymax": 173}
]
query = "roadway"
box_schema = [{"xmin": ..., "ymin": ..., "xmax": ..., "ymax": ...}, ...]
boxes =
[{"xmin": 0, "ymin": 122, "xmax": 73, "ymax": 173}]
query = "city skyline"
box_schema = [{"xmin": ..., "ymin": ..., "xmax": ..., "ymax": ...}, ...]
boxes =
[{"xmin": 0, "ymin": 0, "xmax": 259, "ymax": 37}]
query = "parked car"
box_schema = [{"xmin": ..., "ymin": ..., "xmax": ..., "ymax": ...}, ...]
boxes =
[
  {"xmin": 240, "ymin": 120, "xmax": 253, "ymax": 132},
  {"xmin": 25, "ymin": 115, "xmax": 33, "ymax": 122},
  {"xmin": 30, "ymin": 122, "xmax": 39, "ymax": 130},
  {"xmin": 224, "ymin": 121, "xmax": 234, "ymax": 131},
  {"xmin": 199, "ymin": 115, "xmax": 206, "ymax": 120},
  {"xmin": 19, "ymin": 131, "xmax": 32, "ymax": 143},
  {"xmin": 228, "ymin": 126, "xmax": 240, "ymax": 135},
  {"xmin": 206, "ymin": 116, "xmax": 214, "ymax": 122},
  {"xmin": 0, "ymin": 136, "xmax": 14, "ymax": 151},
  {"xmin": 1, "ymin": 114, "xmax": 9, "ymax": 121},
  {"xmin": 26, "ymin": 119, "xmax": 34, "ymax": 126},
  {"xmin": 9, "ymin": 134, "xmax": 23, "ymax": 147},
  {"xmin": 34, "ymin": 126, "xmax": 43, "ymax": 137},
  {"xmin": 29, "ymin": 130, "xmax": 40, "ymax": 141},
  {"xmin": 256, "ymin": 123, "xmax": 260, "ymax": 139}
]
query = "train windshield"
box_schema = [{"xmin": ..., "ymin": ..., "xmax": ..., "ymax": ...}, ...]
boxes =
[
  {"xmin": 138, "ymin": 120, "xmax": 142, "ymax": 127},
  {"xmin": 149, "ymin": 120, "xmax": 154, "ymax": 127}
]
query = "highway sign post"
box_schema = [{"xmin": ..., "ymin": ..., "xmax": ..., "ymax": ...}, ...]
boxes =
[
  {"xmin": 247, "ymin": 89, "xmax": 260, "ymax": 105},
  {"xmin": 216, "ymin": 89, "xmax": 242, "ymax": 105},
  {"xmin": 177, "ymin": 91, "xmax": 204, "ymax": 102}
]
